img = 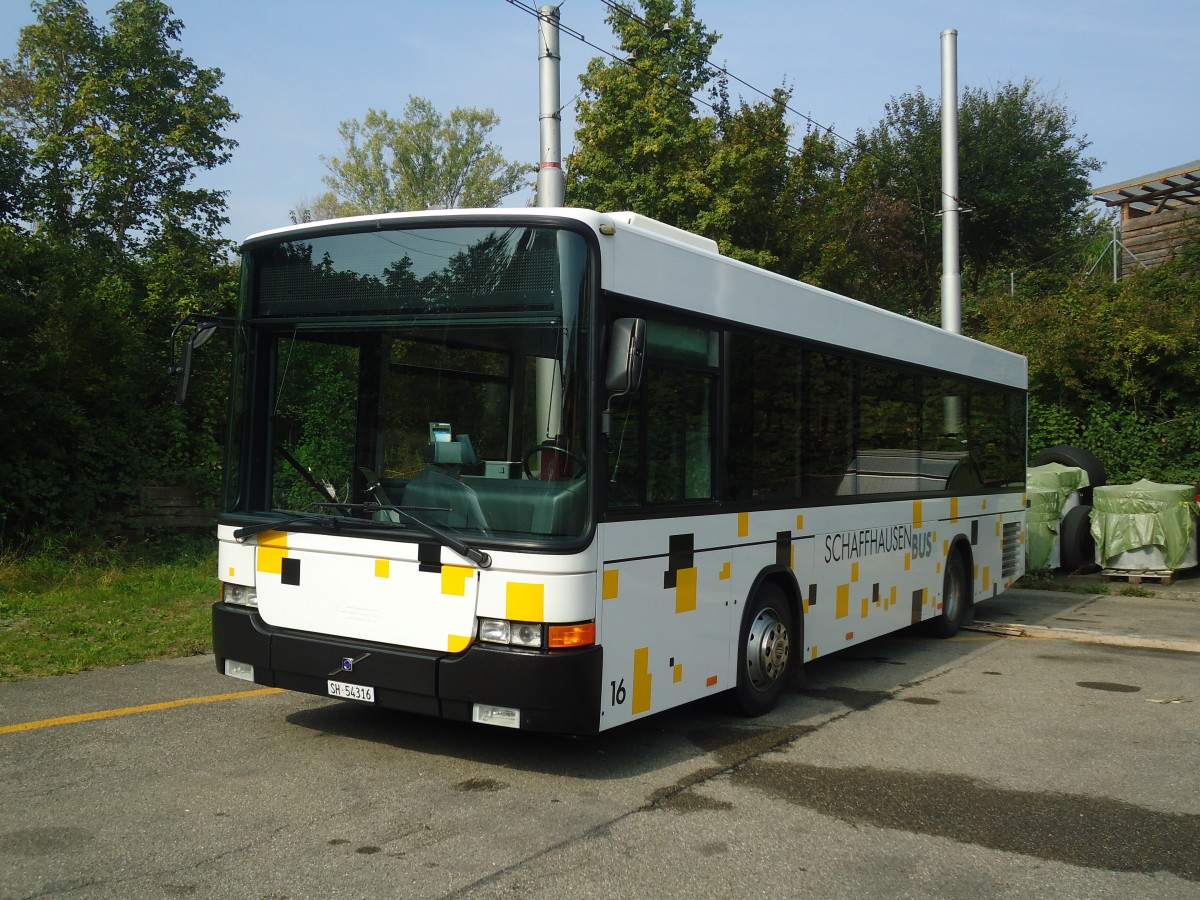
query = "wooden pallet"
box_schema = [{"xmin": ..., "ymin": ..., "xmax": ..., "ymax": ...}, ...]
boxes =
[{"xmin": 1103, "ymin": 569, "xmax": 1182, "ymax": 586}]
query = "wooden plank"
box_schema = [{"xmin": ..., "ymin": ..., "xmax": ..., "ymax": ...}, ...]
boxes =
[{"xmin": 967, "ymin": 620, "xmax": 1199, "ymax": 653}]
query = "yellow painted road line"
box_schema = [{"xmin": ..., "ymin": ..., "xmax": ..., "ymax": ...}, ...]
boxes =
[{"xmin": 0, "ymin": 687, "xmax": 285, "ymax": 735}]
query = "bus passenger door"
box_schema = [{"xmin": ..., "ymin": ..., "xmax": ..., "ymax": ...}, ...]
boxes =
[{"xmin": 598, "ymin": 316, "xmax": 730, "ymax": 728}]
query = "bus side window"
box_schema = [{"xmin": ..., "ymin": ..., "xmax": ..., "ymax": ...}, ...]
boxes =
[
  {"xmin": 605, "ymin": 317, "xmax": 717, "ymax": 508},
  {"xmin": 646, "ymin": 365, "xmax": 714, "ymax": 503}
]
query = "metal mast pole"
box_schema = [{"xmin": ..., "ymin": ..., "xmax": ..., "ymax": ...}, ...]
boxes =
[
  {"xmin": 537, "ymin": 5, "xmax": 565, "ymax": 207},
  {"xmin": 940, "ymin": 28, "xmax": 961, "ymax": 335}
]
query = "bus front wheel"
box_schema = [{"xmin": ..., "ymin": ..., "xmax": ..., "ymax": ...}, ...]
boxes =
[{"xmin": 732, "ymin": 582, "xmax": 795, "ymax": 716}]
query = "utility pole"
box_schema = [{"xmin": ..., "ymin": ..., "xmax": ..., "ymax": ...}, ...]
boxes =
[
  {"xmin": 940, "ymin": 29, "xmax": 963, "ymax": 437},
  {"xmin": 537, "ymin": 5, "xmax": 565, "ymax": 207},
  {"xmin": 940, "ymin": 28, "xmax": 961, "ymax": 336}
]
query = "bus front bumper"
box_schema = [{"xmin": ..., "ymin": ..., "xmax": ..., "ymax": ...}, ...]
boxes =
[{"xmin": 212, "ymin": 602, "xmax": 603, "ymax": 735}]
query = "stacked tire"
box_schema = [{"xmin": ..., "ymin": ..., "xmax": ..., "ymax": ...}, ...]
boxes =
[{"xmin": 1030, "ymin": 445, "xmax": 1106, "ymax": 572}]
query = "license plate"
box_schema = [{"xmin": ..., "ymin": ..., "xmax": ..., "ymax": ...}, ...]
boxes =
[{"xmin": 327, "ymin": 680, "xmax": 375, "ymax": 703}]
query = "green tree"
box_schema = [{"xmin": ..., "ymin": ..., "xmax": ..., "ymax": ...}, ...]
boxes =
[
  {"xmin": 0, "ymin": 0, "xmax": 237, "ymax": 251},
  {"xmin": 854, "ymin": 80, "xmax": 1100, "ymax": 314},
  {"xmin": 566, "ymin": 0, "xmax": 719, "ymax": 226},
  {"xmin": 978, "ymin": 233, "xmax": 1200, "ymax": 483},
  {"xmin": 0, "ymin": 0, "xmax": 238, "ymax": 546},
  {"xmin": 696, "ymin": 84, "xmax": 793, "ymax": 269},
  {"xmin": 321, "ymin": 97, "xmax": 527, "ymax": 213}
]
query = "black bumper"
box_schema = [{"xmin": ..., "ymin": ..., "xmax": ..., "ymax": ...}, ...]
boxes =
[{"xmin": 212, "ymin": 603, "xmax": 603, "ymax": 734}]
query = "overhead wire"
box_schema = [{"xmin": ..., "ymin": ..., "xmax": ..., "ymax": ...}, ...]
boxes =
[
  {"xmin": 507, "ymin": 0, "xmax": 808, "ymax": 156},
  {"xmin": 597, "ymin": 0, "xmax": 858, "ymax": 149},
  {"xmin": 506, "ymin": 0, "xmax": 966, "ymax": 211},
  {"xmin": 594, "ymin": 0, "xmax": 968, "ymax": 212}
]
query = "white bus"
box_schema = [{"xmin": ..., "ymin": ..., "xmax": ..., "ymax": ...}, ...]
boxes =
[{"xmin": 211, "ymin": 207, "xmax": 1026, "ymax": 734}]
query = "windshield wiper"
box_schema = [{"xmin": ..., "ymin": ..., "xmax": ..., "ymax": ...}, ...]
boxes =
[
  {"xmin": 359, "ymin": 502, "xmax": 492, "ymax": 569},
  {"xmin": 230, "ymin": 505, "xmax": 492, "ymax": 569},
  {"xmin": 232, "ymin": 510, "xmax": 343, "ymax": 543}
]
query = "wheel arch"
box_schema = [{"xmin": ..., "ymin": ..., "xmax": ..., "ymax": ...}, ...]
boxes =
[{"xmin": 740, "ymin": 563, "xmax": 804, "ymax": 647}]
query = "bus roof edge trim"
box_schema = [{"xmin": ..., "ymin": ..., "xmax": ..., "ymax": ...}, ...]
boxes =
[{"xmin": 608, "ymin": 212, "xmax": 721, "ymax": 255}]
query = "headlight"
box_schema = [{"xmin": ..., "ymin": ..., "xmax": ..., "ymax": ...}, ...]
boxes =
[
  {"xmin": 478, "ymin": 618, "xmax": 542, "ymax": 649},
  {"xmin": 222, "ymin": 583, "xmax": 258, "ymax": 608},
  {"xmin": 511, "ymin": 622, "xmax": 543, "ymax": 648},
  {"xmin": 479, "ymin": 618, "xmax": 511, "ymax": 644}
]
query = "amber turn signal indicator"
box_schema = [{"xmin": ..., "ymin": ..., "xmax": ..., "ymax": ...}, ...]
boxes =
[{"xmin": 548, "ymin": 622, "xmax": 595, "ymax": 649}]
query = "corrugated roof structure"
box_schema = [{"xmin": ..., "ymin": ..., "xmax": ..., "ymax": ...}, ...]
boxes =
[
  {"xmin": 1091, "ymin": 160, "xmax": 1199, "ymax": 276},
  {"xmin": 1092, "ymin": 160, "xmax": 1200, "ymax": 218}
]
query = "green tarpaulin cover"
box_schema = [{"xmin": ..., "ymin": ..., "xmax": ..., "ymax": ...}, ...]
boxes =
[
  {"xmin": 1025, "ymin": 463, "xmax": 1090, "ymax": 571},
  {"xmin": 1090, "ymin": 480, "xmax": 1200, "ymax": 570}
]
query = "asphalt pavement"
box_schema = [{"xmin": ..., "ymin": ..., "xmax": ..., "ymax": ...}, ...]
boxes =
[
  {"xmin": 970, "ymin": 566, "xmax": 1200, "ymax": 653},
  {"xmin": 2, "ymin": 569, "xmax": 1198, "ymax": 899}
]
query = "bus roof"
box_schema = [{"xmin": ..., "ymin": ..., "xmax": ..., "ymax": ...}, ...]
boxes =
[{"xmin": 242, "ymin": 208, "xmax": 1027, "ymax": 390}]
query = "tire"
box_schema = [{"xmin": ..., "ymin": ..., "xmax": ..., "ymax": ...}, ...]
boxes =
[
  {"xmin": 1030, "ymin": 445, "xmax": 1106, "ymax": 505},
  {"xmin": 930, "ymin": 549, "xmax": 969, "ymax": 638},
  {"xmin": 732, "ymin": 582, "xmax": 796, "ymax": 716},
  {"xmin": 1059, "ymin": 504, "xmax": 1096, "ymax": 572}
]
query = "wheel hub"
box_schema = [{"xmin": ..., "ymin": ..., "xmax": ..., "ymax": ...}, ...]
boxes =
[{"xmin": 746, "ymin": 608, "xmax": 790, "ymax": 691}]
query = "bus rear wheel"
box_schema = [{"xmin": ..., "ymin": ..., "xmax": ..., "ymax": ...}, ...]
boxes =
[
  {"xmin": 732, "ymin": 582, "xmax": 795, "ymax": 716},
  {"xmin": 930, "ymin": 549, "xmax": 969, "ymax": 638}
]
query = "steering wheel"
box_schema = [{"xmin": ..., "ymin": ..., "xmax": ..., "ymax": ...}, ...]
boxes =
[{"xmin": 522, "ymin": 444, "xmax": 586, "ymax": 479}]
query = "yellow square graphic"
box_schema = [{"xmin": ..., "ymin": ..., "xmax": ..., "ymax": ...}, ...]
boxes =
[
  {"xmin": 673, "ymin": 663, "xmax": 683, "ymax": 683},
  {"xmin": 447, "ymin": 634, "xmax": 472, "ymax": 653},
  {"xmin": 632, "ymin": 647, "xmax": 652, "ymax": 714},
  {"xmin": 256, "ymin": 530, "xmax": 288, "ymax": 575},
  {"xmin": 676, "ymin": 567, "xmax": 697, "ymax": 613},
  {"xmin": 442, "ymin": 565, "xmax": 473, "ymax": 596},
  {"xmin": 796, "ymin": 514, "xmax": 805, "ymax": 531},
  {"xmin": 257, "ymin": 547, "xmax": 286, "ymax": 575},
  {"xmin": 836, "ymin": 584, "xmax": 850, "ymax": 619},
  {"xmin": 602, "ymin": 568, "xmax": 620, "ymax": 600},
  {"xmin": 719, "ymin": 561, "xmax": 731, "ymax": 581},
  {"xmin": 375, "ymin": 559, "xmax": 389, "ymax": 579},
  {"xmin": 913, "ymin": 500, "xmax": 923, "ymax": 529},
  {"xmin": 737, "ymin": 512, "xmax": 749, "ymax": 537},
  {"xmin": 506, "ymin": 582, "xmax": 545, "ymax": 622}
]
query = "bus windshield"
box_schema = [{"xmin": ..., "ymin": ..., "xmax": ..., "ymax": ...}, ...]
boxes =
[{"xmin": 226, "ymin": 223, "xmax": 592, "ymax": 544}]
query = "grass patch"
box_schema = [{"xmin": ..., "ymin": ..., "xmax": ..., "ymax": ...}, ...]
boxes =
[
  {"xmin": 0, "ymin": 538, "xmax": 217, "ymax": 681},
  {"xmin": 1118, "ymin": 586, "xmax": 1154, "ymax": 598},
  {"xmin": 1014, "ymin": 569, "xmax": 1110, "ymax": 595}
]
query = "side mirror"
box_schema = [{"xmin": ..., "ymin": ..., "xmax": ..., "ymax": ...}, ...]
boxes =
[
  {"xmin": 171, "ymin": 318, "xmax": 220, "ymax": 404},
  {"xmin": 602, "ymin": 318, "xmax": 646, "ymax": 436},
  {"xmin": 605, "ymin": 317, "xmax": 646, "ymax": 394}
]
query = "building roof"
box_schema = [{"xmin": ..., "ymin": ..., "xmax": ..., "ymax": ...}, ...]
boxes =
[{"xmin": 1092, "ymin": 160, "xmax": 1200, "ymax": 214}]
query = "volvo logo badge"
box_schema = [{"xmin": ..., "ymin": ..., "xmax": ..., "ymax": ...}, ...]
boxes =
[{"xmin": 328, "ymin": 653, "xmax": 370, "ymax": 677}]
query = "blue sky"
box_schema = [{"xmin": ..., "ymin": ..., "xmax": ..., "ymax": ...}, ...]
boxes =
[{"xmin": 3, "ymin": 0, "xmax": 1196, "ymax": 244}]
